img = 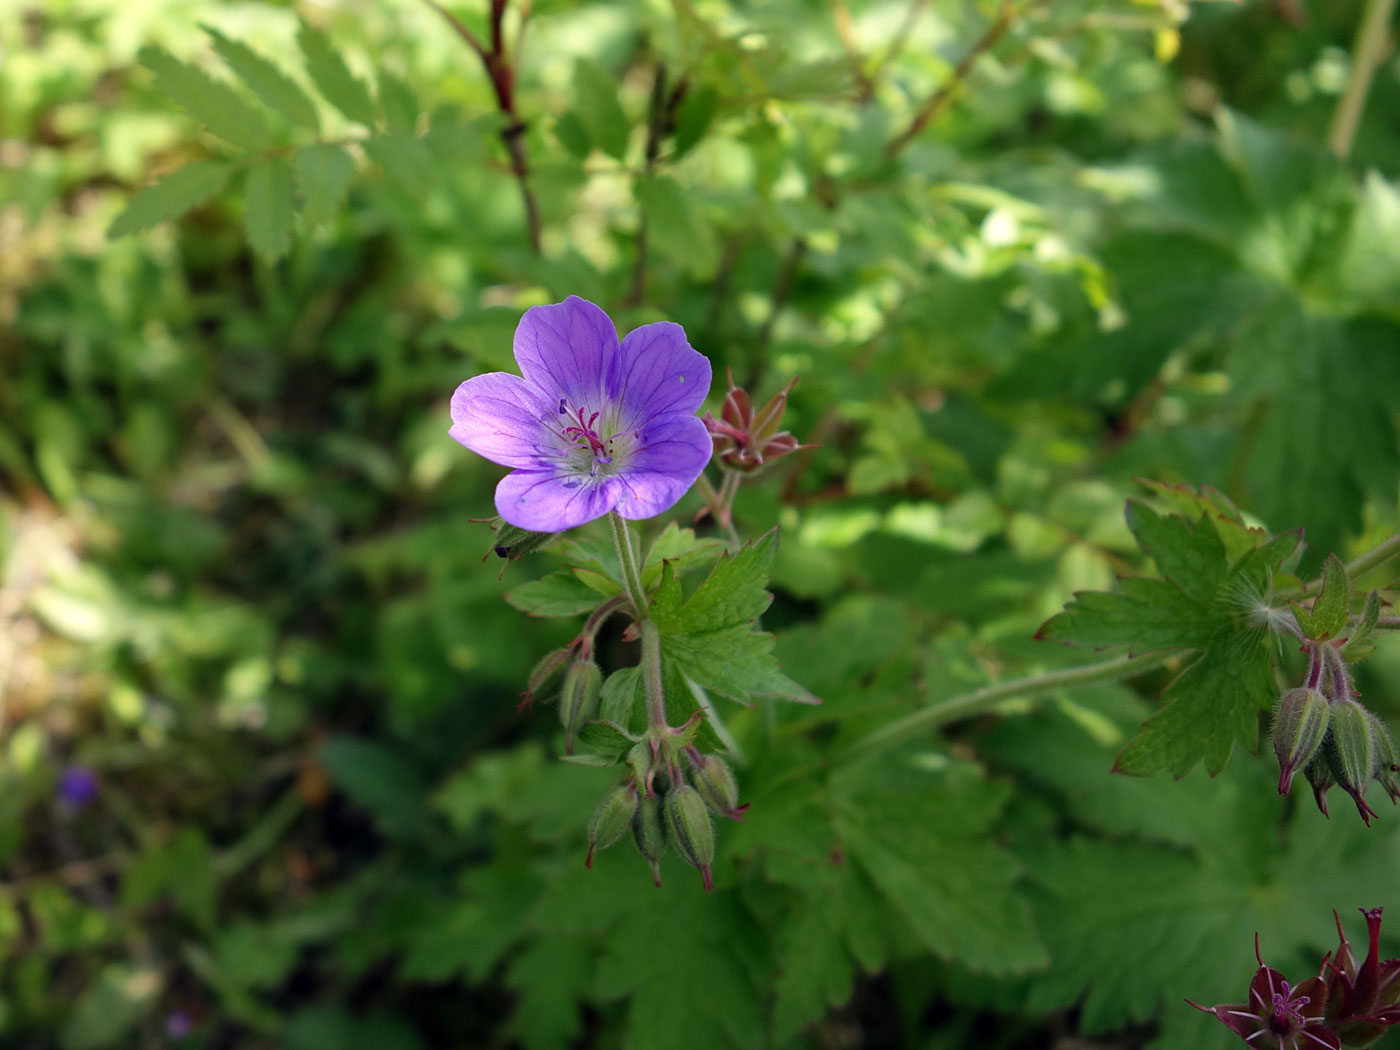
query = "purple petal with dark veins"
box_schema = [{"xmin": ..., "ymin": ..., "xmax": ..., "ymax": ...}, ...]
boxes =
[
  {"xmin": 615, "ymin": 321, "xmax": 712, "ymax": 428},
  {"xmin": 513, "ymin": 296, "xmax": 621, "ymax": 412},
  {"xmin": 611, "ymin": 415, "xmax": 713, "ymax": 521},
  {"xmin": 449, "ymin": 372, "xmax": 561, "ymax": 469},
  {"xmin": 495, "ymin": 469, "xmax": 621, "ymax": 532}
]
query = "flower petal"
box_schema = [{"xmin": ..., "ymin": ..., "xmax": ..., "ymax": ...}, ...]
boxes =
[
  {"xmin": 495, "ymin": 469, "xmax": 621, "ymax": 532},
  {"xmin": 450, "ymin": 372, "xmax": 560, "ymax": 469},
  {"xmin": 616, "ymin": 321, "xmax": 712, "ymax": 427},
  {"xmin": 513, "ymin": 296, "xmax": 621, "ymax": 411},
  {"xmin": 612, "ymin": 415, "xmax": 712, "ymax": 521}
]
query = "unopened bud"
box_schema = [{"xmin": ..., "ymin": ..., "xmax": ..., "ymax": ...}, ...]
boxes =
[
  {"xmin": 1366, "ymin": 711, "xmax": 1400, "ymax": 806},
  {"xmin": 1306, "ymin": 757, "xmax": 1334, "ymax": 818},
  {"xmin": 632, "ymin": 791, "xmax": 668, "ymax": 886},
  {"xmin": 703, "ymin": 370, "xmax": 812, "ymax": 473},
  {"xmin": 587, "ymin": 782, "xmax": 640, "ymax": 868},
  {"xmin": 1272, "ymin": 688, "xmax": 1330, "ymax": 796},
  {"xmin": 1325, "ymin": 700, "xmax": 1380, "ymax": 825},
  {"xmin": 559, "ymin": 659, "xmax": 602, "ymax": 755},
  {"xmin": 521, "ymin": 647, "xmax": 574, "ymax": 709},
  {"xmin": 488, "ymin": 520, "xmax": 559, "ymax": 560},
  {"xmin": 664, "ymin": 784, "xmax": 716, "ymax": 891},
  {"xmin": 685, "ymin": 749, "xmax": 747, "ymax": 820}
]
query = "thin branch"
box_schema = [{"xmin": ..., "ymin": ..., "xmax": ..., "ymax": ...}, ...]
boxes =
[
  {"xmin": 883, "ymin": 0, "xmax": 1017, "ymax": 160},
  {"xmin": 851, "ymin": 651, "xmax": 1173, "ymax": 758},
  {"xmin": 1327, "ymin": 0, "xmax": 1398, "ymax": 159},
  {"xmin": 421, "ymin": 0, "xmax": 542, "ymax": 252},
  {"xmin": 627, "ymin": 64, "xmax": 672, "ymax": 308}
]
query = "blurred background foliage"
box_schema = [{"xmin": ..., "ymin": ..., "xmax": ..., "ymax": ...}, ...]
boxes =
[{"xmin": 3, "ymin": 0, "xmax": 1400, "ymax": 1047}]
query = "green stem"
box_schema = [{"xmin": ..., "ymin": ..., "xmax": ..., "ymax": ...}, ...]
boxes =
[
  {"xmin": 608, "ymin": 511, "xmax": 648, "ymax": 618},
  {"xmin": 1342, "ymin": 530, "xmax": 1400, "ymax": 583},
  {"xmin": 639, "ymin": 621, "xmax": 668, "ymax": 730},
  {"xmin": 850, "ymin": 651, "xmax": 1173, "ymax": 757},
  {"xmin": 1326, "ymin": 0, "xmax": 1398, "ymax": 159}
]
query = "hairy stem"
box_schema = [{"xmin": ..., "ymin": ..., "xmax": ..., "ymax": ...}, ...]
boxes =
[
  {"xmin": 1327, "ymin": 0, "xmax": 1398, "ymax": 159},
  {"xmin": 608, "ymin": 511, "xmax": 649, "ymax": 619},
  {"xmin": 851, "ymin": 651, "xmax": 1172, "ymax": 757},
  {"xmin": 639, "ymin": 620, "xmax": 668, "ymax": 730},
  {"xmin": 1342, "ymin": 531, "xmax": 1400, "ymax": 583}
]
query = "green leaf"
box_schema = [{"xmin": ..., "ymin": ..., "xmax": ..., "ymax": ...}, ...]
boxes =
[
  {"xmin": 772, "ymin": 905, "xmax": 857, "ymax": 1042},
  {"xmin": 108, "ymin": 161, "xmax": 234, "ymax": 238},
  {"xmin": 634, "ymin": 174, "xmax": 718, "ymax": 274},
  {"xmin": 60, "ymin": 965, "xmax": 160, "ymax": 1050},
  {"xmin": 321, "ymin": 736, "xmax": 427, "ymax": 837},
  {"xmin": 203, "ymin": 26, "xmax": 319, "ymax": 131},
  {"xmin": 831, "ymin": 755, "xmax": 1047, "ymax": 974},
  {"xmin": 594, "ymin": 888, "xmax": 765, "ymax": 1050},
  {"xmin": 1123, "ymin": 502, "xmax": 1225, "ymax": 603},
  {"xmin": 572, "ymin": 59, "xmax": 629, "ymax": 160},
  {"xmin": 575, "ymin": 719, "xmax": 636, "ymax": 760},
  {"xmin": 139, "ymin": 46, "xmax": 273, "ymax": 151},
  {"xmin": 363, "ymin": 134, "xmax": 435, "ymax": 191},
  {"xmin": 297, "ymin": 21, "xmax": 378, "ymax": 126},
  {"xmin": 295, "ymin": 144, "xmax": 355, "ymax": 227},
  {"xmin": 504, "ymin": 933, "xmax": 594, "ymax": 1050},
  {"xmin": 1341, "ymin": 589, "xmax": 1380, "ymax": 662},
  {"xmin": 505, "ymin": 572, "xmax": 603, "ymax": 617},
  {"xmin": 377, "ymin": 69, "xmax": 420, "ymax": 136},
  {"xmin": 1306, "ymin": 553, "xmax": 1349, "ymax": 641},
  {"xmin": 652, "ymin": 530, "xmax": 778, "ymax": 634},
  {"xmin": 1035, "ymin": 576, "xmax": 1222, "ymax": 653},
  {"xmin": 244, "ymin": 157, "xmax": 296, "ymax": 262}
]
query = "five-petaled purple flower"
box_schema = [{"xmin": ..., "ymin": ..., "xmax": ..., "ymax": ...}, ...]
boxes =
[
  {"xmin": 57, "ymin": 765, "xmax": 100, "ymax": 810},
  {"xmin": 449, "ymin": 297, "xmax": 713, "ymax": 532}
]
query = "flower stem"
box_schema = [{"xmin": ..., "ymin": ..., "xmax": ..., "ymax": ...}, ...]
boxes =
[
  {"xmin": 608, "ymin": 512, "xmax": 670, "ymax": 731},
  {"xmin": 1326, "ymin": 0, "xmax": 1398, "ymax": 159},
  {"xmin": 1342, "ymin": 531, "xmax": 1400, "ymax": 583},
  {"xmin": 639, "ymin": 620, "xmax": 668, "ymax": 730},
  {"xmin": 850, "ymin": 651, "xmax": 1173, "ymax": 757},
  {"xmin": 608, "ymin": 512, "xmax": 649, "ymax": 619}
]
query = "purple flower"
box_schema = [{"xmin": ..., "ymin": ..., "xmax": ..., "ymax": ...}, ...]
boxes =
[
  {"xmin": 449, "ymin": 297, "xmax": 713, "ymax": 532},
  {"xmin": 57, "ymin": 765, "xmax": 100, "ymax": 810}
]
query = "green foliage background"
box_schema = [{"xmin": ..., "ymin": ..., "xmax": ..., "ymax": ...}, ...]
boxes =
[{"xmin": 3, "ymin": 0, "xmax": 1400, "ymax": 1047}]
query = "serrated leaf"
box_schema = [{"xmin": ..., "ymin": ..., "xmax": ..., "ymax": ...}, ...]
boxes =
[
  {"xmin": 662, "ymin": 626, "xmax": 817, "ymax": 707},
  {"xmin": 1036, "ymin": 576, "xmax": 1222, "ymax": 653},
  {"xmin": 1340, "ymin": 589, "xmax": 1380, "ymax": 662},
  {"xmin": 203, "ymin": 26, "xmax": 319, "ymax": 131},
  {"xmin": 773, "ymin": 906, "xmax": 855, "ymax": 1042},
  {"xmin": 504, "ymin": 933, "xmax": 594, "ymax": 1050},
  {"xmin": 108, "ymin": 161, "xmax": 234, "ymax": 237},
  {"xmin": 576, "ymin": 720, "xmax": 636, "ymax": 760},
  {"xmin": 1113, "ymin": 638, "xmax": 1273, "ymax": 777},
  {"xmin": 831, "ymin": 755, "xmax": 1047, "ymax": 974},
  {"xmin": 295, "ymin": 144, "xmax": 355, "ymax": 227},
  {"xmin": 1306, "ymin": 553, "xmax": 1349, "ymax": 640},
  {"xmin": 1124, "ymin": 502, "xmax": 1225, "ymax": 603},
  {"xmin": 652, "ymin": 530, "xmax": 778, "ymax": 633},
  {"xmin": 598, "ymin": 666, "xmax": 641, "ymax": 728},
  {"xmin": 363, "ymin": 134, "xmax": 435, "ymax": 191},
  {"xmin": 244, "ymin": 157, "xmax": 295, "ymax": 262},
  {"xmin": 140, "ymin": 46, "xmax": 273, "ymax": 151},
  {"xmin": 377, "ymin": 68, "xmax": 420, "ymax": 135},
  {"xmin": 594, "ymin": 889, "xmax": 764, "ymax": 1050},
  {"xmin": 321, "ymin": 736, "xmax": 426, "ymax": 837},
  {"xmin": 297, "ymin": 22, "xmax": 378, "ymax": 126},
  {"xmin": 504, "ymin": 572, "xmax": 602, "ymax": 617}
]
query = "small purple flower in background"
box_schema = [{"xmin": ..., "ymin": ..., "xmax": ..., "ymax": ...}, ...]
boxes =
[
  {"xmin": 449, "ymin": 296, "xmax": 713, "ymax": 532},
  {"xmin": 165, "ymin": 1011, "xmax": 194, "ymax": 1039},
  {"xmin": 56, "ymin": 765, "xmax": 100, "ymax": 810}
]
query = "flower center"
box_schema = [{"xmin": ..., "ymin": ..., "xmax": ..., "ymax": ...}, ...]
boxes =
[{"xmin": 556, "ymin": 400, "xmax": 634, "ymax": 477}]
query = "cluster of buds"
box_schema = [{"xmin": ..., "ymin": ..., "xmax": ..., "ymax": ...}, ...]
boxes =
[
  {"xmin": 1273, "ymin": 647, "xmax": 1398, "ymax": 827},
  {"xmin": 703, "ymin": 369, "xmax": 811, "ymax": 473},
  {"xmin": 1272, "ymin": 561, "xmax": 1397, "ymax": 825},
  {"xmin": 1189, "ymin": 907, "xmax": 1400, "ymax": 1049},
  {"xmin": 585, "ymin": 743, "xmax": 747, "ymax": 891}
]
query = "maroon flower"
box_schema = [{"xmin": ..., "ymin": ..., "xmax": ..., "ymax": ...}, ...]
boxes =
[
  {"xmin": 1319, "ymin": 908, "xmax": 1400, "ymax": 1047},
  {"xmin": 703, "ymin": 369, "xmax": 811, "ymax": 473},
  {"xmin": 1189, "ymin": 935, "xmax": 1338, "ymax": 1050}
]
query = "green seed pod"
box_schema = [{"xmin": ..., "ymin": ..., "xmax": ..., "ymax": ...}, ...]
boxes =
[
  {"xmin": 1324, "ymin": 700, "xmax": 1380, "ymax": 825},
  {"xmin": 587, "ymin": 781, "xmax": 640, "ymax": 868},
  {"xmin": 1366, "ymin": 710, "xmax": 1400, "ymax": 806},
  {"xmin": 559, "ymin": 659, "xmax": 602, "ymax": 755},
  {"xmin": 632, "ymin": 791, "xmax": 668, "ymax": 887},
  {"xmin": 1272, "ymin": 687, "xmax": 1331, "ymax": 796},
  {"xmin": 1306, "ymin": 756, "xmax": 1334, "ymax": 818},
  {"xmin": 686, "ymin": 750, "xmax": 743, "ymax": 818},
  {"xmin": 664, "ymin": 784, "xmax": 716, "ymax": 891},
  {"xmin": 524, "ymin": 648, "xmax": 574, "ymax": 706}
]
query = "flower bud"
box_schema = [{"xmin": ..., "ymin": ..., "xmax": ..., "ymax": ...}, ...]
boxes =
[
  {"xmin": 703, "ymin": 370, "xmax": 812, "ymax": 473},
  {"xmin": 664, "ymin": 784, "xmax": 716, "ymax": 891},
  {"xmin": 587, "ymin": 781, "xmax": 640, "ymax": 868},
  {"xmin": 685, "ymin": 749, "xmax": 748, "ymax": 820},
  {"xmin": 1324, "ymin": 700, "xmax": 1380, "ymax": 825},
  {"xmin": 1366, "ymin": 710, "xmax": 1400, "ymax": 806},
  {"xmin": 1306, "ymin": 756, "xmax": 1334, "ymax": 818},
  {"xmin": 559, "ymin": 659, "xmax": 602, "ymax": 755},
  {"xmin": 1272, "ymin": 688, "xmax": 1330, "ymax": 796},
  {"xmin": 632, "ymin": 791, "xmax": 668, "ymax": 887},
  {"xmin": 521, "ymin": 647, "xmax": 574, "ymax": 710}
]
